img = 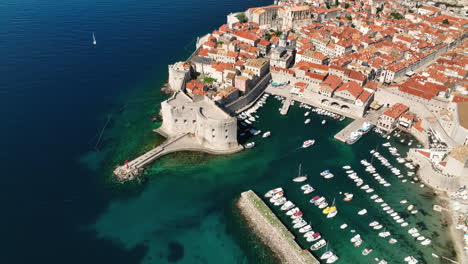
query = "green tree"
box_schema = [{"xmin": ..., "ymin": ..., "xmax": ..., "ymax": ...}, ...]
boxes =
[
  {"xmin": 442, "ymin": 18, "xmax": 450, "ymax": 24},
  {"xmin": 203, "ymin": 77, "xmax": 216, "ymax": 84},
  {"xmin": 390, "ymin": 12, "xmax": 404, "ymax": 19},
  {"xmin": 346, "ymin": 15, "xmax": 352, "ymax": 20},
  {"xmin": 345, "ymin": 3, "xmax": 350, "ymax": 9},
  {"xmin": 236, "ymin": 12, "xmax": 248, "ymax": 23},
  {"xmin": 351, "ymin": 24, "xmax": 356, "ymax": 28}
]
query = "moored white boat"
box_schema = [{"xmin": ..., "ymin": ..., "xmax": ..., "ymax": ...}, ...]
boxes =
[{"xmin": 264, "ymin": 188, "xmax": 283, "ymax": 198}]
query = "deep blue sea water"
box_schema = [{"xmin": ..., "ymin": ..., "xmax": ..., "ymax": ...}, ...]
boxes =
[
  {"xmin": 0, "ymin": 0, "xmax": 272, "ymax": 263},
  {"xmin": 1, "ymin": 1, "xmax": 455, "ymax": 263}
]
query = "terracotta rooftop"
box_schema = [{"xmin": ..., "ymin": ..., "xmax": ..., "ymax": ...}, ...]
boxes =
[{"xmin": 383, "ymin": 103, "xmax": 409, "ymax": 119}]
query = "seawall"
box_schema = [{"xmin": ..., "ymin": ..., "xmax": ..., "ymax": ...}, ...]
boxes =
[{"xmin": 237, "ymin": 190, "xmax": 319, "ymax": 264}]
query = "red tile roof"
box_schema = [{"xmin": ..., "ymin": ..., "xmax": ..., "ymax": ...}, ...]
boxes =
[
  {"xmin": 383, "ymin": 103, "xmax": 409, "ymax": 119},
  {"xmin": 336, "ymin": 81, "xmax": 363, "ymax": 99}
]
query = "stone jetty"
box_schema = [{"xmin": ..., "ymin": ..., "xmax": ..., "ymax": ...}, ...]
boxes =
[{"xmin": 237, "ymin": 190, "xmax": 319, "ymax": 264}]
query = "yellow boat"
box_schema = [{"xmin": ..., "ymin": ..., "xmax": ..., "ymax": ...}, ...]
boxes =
[{"xmin": 323, "ymin": 206, "xmax": 337, "ymax": 214}]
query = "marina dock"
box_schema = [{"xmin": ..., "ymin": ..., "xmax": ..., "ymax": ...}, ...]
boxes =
[
  {"xmin": 237, "ymin": 190, "xmax": 319, "ymax": 264},
  {"xmin": 280, "ymin": 97, "xmax": 292, "ymax": 115},
  {"xmin": 334, "ymin": 108, "xmax": 385, "ymax": 143}
]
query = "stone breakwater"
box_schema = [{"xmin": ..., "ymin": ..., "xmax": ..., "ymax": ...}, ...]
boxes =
[{"xmin": 237, "ymin": 190, "xmax": 319, "ymax": 264}]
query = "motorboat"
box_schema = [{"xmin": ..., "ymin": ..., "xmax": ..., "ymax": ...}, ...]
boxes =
[
  {"xmin": 286, "ymin": 207, "xmax": 299, "ymax": 216},
  {"xmin": 416, "ymin": 236, "xmax": 425, "ymax": 241},
  {"xmin": 373, "ymin": 224, "xmax": 383, "ymax": 230},
  {"xmin": 340, "ymin": 224, "xmax": 348, "ymax": 229},
  {"xmin": 291, "ymin": 211, "xmax": 303, "ymax": 219},
  {"xmin": 314, "ymin": 197, "xmax": 326, "ymax": 206},
  {"xmin": 281, "ymin": 201, "xmax": 295, "ymax": 211},
  {"xmin": 304, "ymin": 118, "xmax": 311, "ymax": 124},
  {"xmin": 343, "ymin": 193, "xmax": 353, "ymax": 202},
  {"xmin": 321, "ymin": 251, "xmax": 334, "ymax": 260},
  {"xmin": 299, "ymin": 225, "xmax": 312, "ymax": 233},
  {"xmin": 293, "ymin": 220, "xmax": 307, "ymax": 229},
  {"xmin": 421, "ymin": 239, "xmax": 431, "ymax": 246},
  {"xmin": 244, "ymin": 142, "xmax": 255, "ymax": 148},
  {"xmin": 400, "ymin": 200, "xmax": 408, "ymax": 204},
  {"xmin": 407, "ymin": 204, "xmax": 414, "ymax": 211},
  {"xmin": 362, "ymin": 247, "xmax": 373, "ymax": 256},
  {"xmin": 366, "ymin": 188, "xmax": 374, "ymax": 193},
  {"xmin": 370, "ymin": 194, "xmax": 378, "ymax": 200},
  {"xmin": 343, "ymin": 165, "xmax": 351, "ymax": 169},
  {"xmin": 401, "ymin": 222, "xmax": 409, "ymax": 227},
  {"xmin": 389, "ymin": 238, "xmax": 398, "ymax": 244},
  {"xmin": 358, "ymin": 209, "xmax": 367, "ymax": 215},
  {"xmin": 310, "ymin": 196, "xmax": 320, "ymax": 204},
  {"xmin": 350, "ymin": 234, "xmax": 361, "ymax": 243},
  {"xmin": 264, "ymin": 188, "xmax": 283, "ymax": 198},
  {"xmin": 327, "ymin": 254, "xmax": 339, "ymax": 263},
  {"xmin": 327, "ymin": 209, "xmax": 338, "ymax": 218},
  {"xmin": 408, "ymin": 228, "xmax": 418, "ymax": 234},
  {"xmin": 306, "ymin": 232, "xmax": 321, "ymax": 242},
  {"xmin": 273, "ymin": 197, "xmax": 287, "ymax": 206},
  {"xmin": 310, "ymin": 239, "xmax": 327, "ymax": 251},
  {"xmin": 379, "ymin": 231, "xmax": 391, "ymax": 238},
  {"xmin": 404, "ymin": 256, "xmax": 418, "ymax": 263},
  {"xmin": 318, "ymin": 202, "xmax": 329, "ymax": 209},
  {"xmin": 304, "ymin": 111, "xmax": 310, "ymax": 117},
  {"xmin": 302, "ymin": 140, "xmax": 315, "ymax": 148},
  {"xmin": 262, "ymin": 131, "xmax": 271, "ymax": 138},
  {"xmin": 369, "ymin": 221, "xmax": 379, "ymax": 227},
  {"xmin": 322, "ymin": 120, "xmax": 326, "ymax": 125}
]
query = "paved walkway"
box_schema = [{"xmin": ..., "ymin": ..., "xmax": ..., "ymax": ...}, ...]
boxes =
[{"xmin": 113, "ymin": 132, "xmax": 242, "ymax": 180}]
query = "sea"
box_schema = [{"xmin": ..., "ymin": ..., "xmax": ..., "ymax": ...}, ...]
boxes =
[{"xmin": 0, "ymin": 0, "xmax": 456, "ymax": 263}]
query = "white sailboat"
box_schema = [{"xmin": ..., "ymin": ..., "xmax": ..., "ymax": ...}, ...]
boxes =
[
  {"xmin": 293, "ymin": 164, "xmax": 307, "ymax": 182},
  {"xmin": 92, "ymin": 32, "xmax": 96, "ymax": 45}
]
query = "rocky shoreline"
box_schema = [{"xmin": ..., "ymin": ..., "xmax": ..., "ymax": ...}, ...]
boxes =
[{"xmin": 237, "ymin": 190, "xmax": 319, "ymax": 264}]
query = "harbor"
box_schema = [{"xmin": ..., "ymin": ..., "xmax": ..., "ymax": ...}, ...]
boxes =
[
  {"xmin": 230, "ymin": 95, "xmax": 459, "ymax": 263},
  {"xmin": 237, "ymin": 190, "xmax": 319, "ymax": 264}
]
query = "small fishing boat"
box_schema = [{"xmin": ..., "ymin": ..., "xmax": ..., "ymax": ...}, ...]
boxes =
[
  {"xmin": 379, "ymin": 231, "xmax": 391, "ymax": 238},
  {"xmin": 302, "ymin": 139, "xmax": 315, "ymax": 148},
  {"xmin": 244, "ymin": 142, "xmax": 255, "ymax": 148},
  {"xmin": 262, "ymin": 131, "xmax": 271, "ymax": 138},
  {"xmin": 358, "ymin": 209, "xmax": 367, "ymax": 215},
  {"xmin": 421, "ymin": 239, "xmax": 431, "ymax": 246},
  {"xmin": 373, "ymin": 224, "xmax": 383, "ymax": 230}
]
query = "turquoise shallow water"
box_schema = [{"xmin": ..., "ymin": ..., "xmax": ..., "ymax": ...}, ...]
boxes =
[{"xmin": 92, "ymin": 96, "xmax": 455, "ymax": 263}]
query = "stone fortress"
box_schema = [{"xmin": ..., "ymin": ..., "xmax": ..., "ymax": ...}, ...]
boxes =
[{"xmin": 158, "ymin": 91, "xmax": 238, "ymax": 151}]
